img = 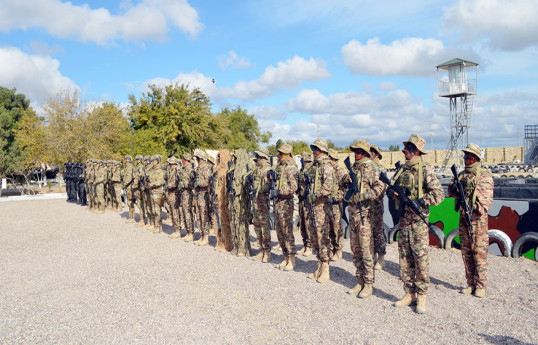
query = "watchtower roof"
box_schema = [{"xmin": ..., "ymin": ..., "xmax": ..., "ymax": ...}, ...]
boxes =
[{"xmin": 436, "ymin": 58, "xmax": 478, "ymax": 70}]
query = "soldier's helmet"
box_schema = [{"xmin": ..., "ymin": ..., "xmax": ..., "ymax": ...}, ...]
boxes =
[
  {"xmin": 278, "ymin": 143, "xmax": 293, "ymax": 155},
  {"xmin": 152, "ymin": 154, "xmax": 162, "ymax": 163},
  {"xmin": 328, "ymin": 149, "xmax": 340, "ymax": 160},
  {"xmin": 182, "ymin": 152, "xmax": 193, "ymax": 162},
  {"xmin": 402, "ymin": 134, "xmax": 428, "ymax": 154},
  {"xmin": 302, "ymin": 151, "xmax": 313, "ymax": 162},
  {"xmin": 310, "ymin": 138, "xmax": 329, "ymax": 153},
  {"xmin": 166, "ymin": 156, "xmax": 179, "ymax": 165},
  {"xmin": 194, "ymin": 149, "xmax": 206, "ymax": 160},
  {"xmin": 254, "ymin": 146, "xmax": 270, "ymax": 160},
  {"xmin": 207, "ymin": 154, "xmax": 215, "ymax": 165},
  {"xmin": 370, "ymin": 144, "xmax": 383, "ymax": 159},
  {"xmin": 135, "ymin": 154, "xmax": 143, "ymax": 161},
  {"xmin": 144, "ymin": 155, "xmax": 151, "ymax": 163},
  {"xmin": 124, "ymin": 155, "xmax": 133, "ymax": 162},
  {"xmin": 350, "ymin": 140, "xmax": 371, "ymax": 156},
  {"xmin": 462, "ymin": 143, "xmax": 482, "ymax": 161}
]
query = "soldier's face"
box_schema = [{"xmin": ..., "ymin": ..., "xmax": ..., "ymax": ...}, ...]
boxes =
[
  {"xmin": 403, "ymin": 143, "xmax": 419, "ymax": 160},
  {"xmin": 464, "ymin": 153, "xmax": 478, "ymax": 165},
  {"xmin": 278, "ymin": 152, "xmax": 284, "ymax": 161}
]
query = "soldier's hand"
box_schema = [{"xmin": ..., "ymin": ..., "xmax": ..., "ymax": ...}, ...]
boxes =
[
  {"xmin": 270, "ymin": 189, "xmax": 280, "ymax": 199},
  {"xmin": 307, "ymin": 193, "xmax": 317, "ymax": 204},
  {"xmin": 387, "ymin": 188, "xmax": 397, "ymax": 199},
  {"xmin": 448, "ymin": 183, "xmax": 458, "ymax": 197}
]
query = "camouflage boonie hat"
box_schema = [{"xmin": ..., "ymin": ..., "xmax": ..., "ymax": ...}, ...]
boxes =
[
  {"xmin": 182, "ymin": 152, "xmax": 192, "ymax": 161},
  {"xmin": 370, "ymin": 144, "xmax": 383, "ymax": 159},
  {"xmin": 328, "ymin": 149, "xmax": 340, "ymax": 160},
  {"xmin": 151, "ymin": 155, "xmax": 162, "ymax": 162},
  {"xmin": 278, "ymin": 143, "xmax": 293, "ymax": 155},
  {"xmin": 255, "ymin": 146, "xmax": 270, "ymax": 160},
  {"xmin": 194, "ymin": 149, "xmax": 207, "ymax": 160},
  {"xmin": 166, "ymin": 156, "xmax": 180, "ymax": 164},
  {"xmin": 310, "ymin": 138, "xmax": 329, "ymax": 153},
  {"xmin": 135, "ymin": 154, "xmax": 143, "ymax": 161},
  {"xmin": 302, "ymin": 151, "xmax": 313, "ymax": 162},
  {"xmin": 403, "ymin": 133, "xmax": 428, "ymax": 154},
  {"xmin": 462, "ymin": 143, "xmax": 482, "ymax": 161},
  {"xmin": 350, "ymin": 140, "xmax": 371, "ymax": 155},
  {"xmin": 207, "ymin": 154, "xmax": 215, "ymax": 165},
  {"xmin": 124, "ymin": 155, "xmax": 133, "ymax": 162}
]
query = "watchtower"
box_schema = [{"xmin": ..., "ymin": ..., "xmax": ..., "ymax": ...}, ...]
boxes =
[
  {"xmin": 437, "ymin": 58, "xmax": 478, "ymax": 170},
  {"xmin": 524, "ymin": 125, "xmax": 538, "ymax": 165}
]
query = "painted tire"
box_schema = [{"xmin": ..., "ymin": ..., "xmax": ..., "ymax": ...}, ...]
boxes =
[
  {"xmin": 388, "ymin": 224, "xmax": 399, "ymax": 244},
  {"xmin": 444, "ymin": 228, "xmax": 460, "ymax": 250},
  {"xmin": 512, "ymin": 232, "xmax": 538, "ymax": 259},
  {"xmin": 488, "ymin": 229, "xmax": 513, "ymax": 257},
  {"xmin": 429, "ymin": 225, "xmax": 446, "ymax": 248},
  {"xmin": 384, "ymin": 223, "xmax": 390, "ymax": 243}
]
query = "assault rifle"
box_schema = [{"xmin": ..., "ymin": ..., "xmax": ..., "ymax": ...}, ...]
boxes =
[
  {"xmin": 245, "ymin": 165, "xmax": 255, "ymax": 224},
  {"xmin": 451, "ymin": 164, "xmax": 474, "ymax": 243},
  {"xmin": 209, "ymin": 167, "xmax": 221, "ymax": 232},
  {"xmin": 343, "ymin": 156, "xmax": 364, "ymax": 226},
  {"xmin": 226, "ymin": 161, "xmax": 236, "ymax": 213},
  {"xmin": 267, "ymin": 157, "xmax": 278, "ymax": 230},
  {"xmin": 302, "ymin": 172, "xmax": 316, "ymax": 229}
]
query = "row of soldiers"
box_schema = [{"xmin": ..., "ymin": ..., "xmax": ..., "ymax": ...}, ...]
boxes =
[
  {"xmin": 77, "ymin": 134, "xmax": 493, "ymax": 314},
  {"xmin": 64, "ymin": 162, "xmax": 87, "ymax": 206}
]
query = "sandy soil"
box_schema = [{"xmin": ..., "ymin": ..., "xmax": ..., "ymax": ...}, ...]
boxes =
[{"xmin": 0, "ymin": 199, "xmax": 536, "ymax": 345}]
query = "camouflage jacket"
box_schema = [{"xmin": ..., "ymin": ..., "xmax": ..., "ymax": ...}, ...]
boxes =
[
  {"xmin": 94, "ymin": 166, "xmax": 106, "ymax": 184},
  {"xmin": 275, "ymin": 155, "xmax": 298, "ymax": 198},
  {"xmin": 331, "ymin": 160, "xmax": 347, "ymax": 202},
  {"xmin": 166, "ymin": 165, "xmax": 180, "ymax": 190},
  {"xmin": 179, "ymin": 163, "xmax": 194, "ymax": 190},
  {"xmin": 122, "ymin": 163, "xmax": 134, "ymax": 188},
  {"xmin": 371, "ymin": 157, "xmax": 387, "ymax": 201},
  {"xmin": 345, "ymin": 157, "xmax": 384, "ymax": 208},
  {"xmin": 305, "ymin": 153, "xmax": 334, "ymax": 200},
  {"xmin": 455, "ymin": 165, "xmax": 494, "ymax": 218},
  {"xmin": 297, "ymin": 161, "xmax": 313, "ymax": 200},
  {"xmin": 253, "ymin": 159, "xmax": 271, "ymax": 199},
  {"xmin": 195, "ymin": 161, "xmax": 212, "ymax": 190},
  {"xmin": 147, "ymin": 163, "xmax": 165, "ymax": 190},
  {"xmin": 110, "ymin": 165, "xmax": 121, "ymax": 183}
]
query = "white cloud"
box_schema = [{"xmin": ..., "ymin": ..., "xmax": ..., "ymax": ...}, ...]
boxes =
[
  {"xmin": 144, "ymin": 71, "xmax": 217, "ymax": 97},
  {"xmin": 0, "ymin": 47, "xmax": 78, "ymax": 106},
  {"xmin": 379, "ymin": 82, "xmax": 396, "ymax": 91},
  {"xmin": 443, "ymin": 0, "xmax": 538, "ymax": 51},
  {"xmin": 217, "ymin": 55, "xmax": 330, "ymax": 100},
  {"xmin": 342, "ymin": 37, "xmax": 478, "ymax": 77},
  {"xmin": 249, "ymin": 105, "xmax": 287, "ymax": 120},
  {"xmin": 0, "ymin": 0, "xmax": 203, "ymax": 45},
  {"xmin": 218, "ymin": 50, "xmax": 254, "ymax": 69}
]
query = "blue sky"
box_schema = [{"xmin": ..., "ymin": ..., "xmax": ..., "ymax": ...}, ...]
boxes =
[{"xmin": 1, "ymin": 0, "xmax": 537, "ymax": 149}]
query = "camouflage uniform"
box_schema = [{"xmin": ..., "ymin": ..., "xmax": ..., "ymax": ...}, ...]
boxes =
[
  {"xmin": 122, "ymin": 156, "xmax": 136, "ymax": 222},
  {"xmin": 105, "ymin": 161, "xmax": 112, "ymax": 209},
  {"xmin": 328, "ymin": 149, "xmax": 346, "ymax": 260},
  {"xmin": 133, "ymin": 156, "xmax": 146, "ymax": 226},
  {"xmin": 273, "ymin": 144, "xmax": 299, "ymax": 270},
  {"xmin": 194, "ymin": 150, "xmax": 212, "ymax": 243},
  {"xmin": 110, "ymin": 161, "xmax": 122, "ymax": 212},
  {"xmin": 165, "ymin": 157, "xmax": 182, "ymax": 236},
  {"xmin": 393, "ymin": 135, "xmax": 444, "ymax": 298},
  {"xmin": 94, "ymin": 161, "xmax": 106, "ymax": 214},
  {"xmin": 147, "ymin": 155, "xmax": 165, "ymax": 232},
  {"xmin": 345, "ymin": 141, "xmax": 385, "ymax": 292},
  {"xmin": 86, "ymin": 160, "xmax": 95, "ymax": 211},
  {"xmin": 251, "ymin": 147, "xmax": 272, "ymax": 259},
  {"xmin": 297, "ymin": 152, "xmax": 314, "ymax": 255},
  {"xmin": 142, "ymin": 156, "xmax": 154, "ymax": 228},
  {"xmin": 179, "ymin": 153, "xmax": 195, "ymax": 239},
  {"xmin": 370, "ymin": 144, "xmax": 387, "ymax": 266},
  {"xmin": 450, "ymin": 143, "xmax": 494, "ymax": 295}
]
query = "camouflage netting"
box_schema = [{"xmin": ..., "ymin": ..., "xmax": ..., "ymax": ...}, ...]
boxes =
[
  {"xmin": 229, "ymin": 148, "xmax": 253, "ymax": 256},
  {"xmin": 216, "ymin": 150, "xmax": 232, "ymax": 251}
]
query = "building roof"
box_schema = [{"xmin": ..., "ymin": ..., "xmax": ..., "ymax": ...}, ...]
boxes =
[{"xmin": 436, "ymin": 58, "xmax": 479, "ymax": 70}]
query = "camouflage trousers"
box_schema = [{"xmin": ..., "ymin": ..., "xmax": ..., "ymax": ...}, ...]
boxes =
[
  {"xmin": 275, "ymin": 197, "xmax": 296, "ymax": 256},
  {"xmin": 349, "ymin": 205, "xmax": 375, "ymax": 284},
  {"xmin": 459, "ymin": 214, "xmax": 489, "ymax": 289},
  {"xmin": 166, "ymin": 189, "xmax": 181, "ymax": 231},
  {"xmin": 87, "ymin": 183, "xmax": 94, "ymax": 209},
  {"xmin": 144, "ymin": 189, "xmax": 153, "ymax": 223},
  {"xmin": 253, "ymin": 196, "xmax": 271, "ymax": 251},
  {"xmin": 310, "ymin": 200, "xmax": 332, "ymax": 263},
  {"xmin": 150, "ymin": 188, "xmax": 164, "ymax": 228},
  {"xmin": 298, "ymin": 202, "xmax": 312, "ymax": 248},
  {"xmin": 125, "ymin": 186, "xmax": 135, "ymax": 220},
  {"xmin": 329, "ymin": 201, "xmax": 343, "ymax": 252},
  {"xmin": 104, "ymin": 183, "xmax": 110, "ymax": 207},
  {"xmin": 398, "ymin": 212, "xmax": 430, "ymax": 295},
  {"xmin": 95, "ymin": 183, "xmax": 105, "ymax": 212},
  {"xmin": 110, "ymin": 182, "xmax": 122, "ymax": 211},
  {"xmin": 134, "ymin": 188, "xmax": 146, "ymax": 222},
  {"xmin": 181, "ymin": 190, "xmax": 194, "ymax": 234},
  {"xmin": 229, "ymin": 197, "xmax": 251, "ymax": 256},
  {"xmin": 196, "ymin": 189, "xmax": 211, "ymax": 235},
  {"xmin": 372, "ymin": 199, "xmax": 386, "ymax": 255}
]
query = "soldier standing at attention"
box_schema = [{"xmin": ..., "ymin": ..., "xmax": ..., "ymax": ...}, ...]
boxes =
[
  {"xmin": 305, "ymin": 139, "xmax": 334, "ymax": 283},
  {"xmin": 389, "ymin": 134, "xmax": 444, "ymax": 313},
  {"xmin": 148, "ymin": 155, "xmax": 165, "ymax": 233},
  {"xmin": 345, "ymin": 140, "xmax": 384, "ymax": 298},
  {"xmin": 250, "ymin": 147, "xmax": 272, "ymax": 262},
  {"xmin": 94, "ymin": 160, "xmax": 106, "ymax": 214},
  {"xmin": 448, "ymin": 143, "xmax": 493, "ymax": 298},
  {"xmin": 369, "ymin": 144, "xmax": 387, "ymax": 270},
  {"xmin": 193, "ymin": 150, "xmax": 212, "ymax": 246},
  {"xmin": 142, "ymin": 156, "xmax": 154, "ymax": 230},
  {"xmin": 328, "ymin": 149, "xmax": 346, "ymax": 262},
  {"xmin": 86, "ymin": 160, "xmax": 94, "ymax": 211},
  {"xmin": 111, "ymin": 161, "xmax": 123, "ymax": 212},
  {"xmin": 122, "ymin": 156, "xmax": 136, "ymax": 223},
  {"xmin": 166, "ymin": 156, "xmax": 182, "ymax": 238},
  {"xmin": 297, "ymin": 151, "xmax": 314, "ymax": 257},
  {"xmin": 133, "ymin": 155, "xmax": 146, "ymax": 227},
  {"xmin": 179, "ymin": 153, "xmax": 195, "ymax": 241},
  {"xmin": 270, "ymin": 143, "xmax": 299, "ymax": 271}
]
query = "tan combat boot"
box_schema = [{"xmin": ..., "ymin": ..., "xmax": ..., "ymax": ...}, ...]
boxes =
[
  {"xmin": 183, "ymin": 233, "xmax": 194, "ymax": 242},
  {"xmin": 277, "ymin": 255, "xmax": 289, "ymax": 270},
  {"xmin": 374, "ymin": 254, "xmax": 385, "ymax": 270},
  {"xmin": 394, "ymin": 292, "xmax": 417, "ymax": 307},
  {"xmin": 169, "ymin": 230, "xmax": 181, "ymax": 239},
  {"xmin": 331, "ymin": 249, "xmax": 342, "ymax": 262},
  {"xmin": 347, "ymin": 277, "xmax": 364, "ymax": 296},
  {"xmin": 193, "ymin": 235, "xmax": 202, "ymax": 245},
  {"xmin": 283, "ymin": 255, "xmax": 296, "ymax": 271},
  {"xmin": 316, "ymin": 262, "xmax": 330, "ymax": 283},
  {"xmin": 198, "ymin": 235, "xmax": 209, "ymax": 246},
  {"xmin": 461, "ymin": 286, "xmax": 474, "ymax": 295},
  {"xmin": 474, "ymin": 288, "xmax": 486, "ymax": 298},
  {"xmin": 359, "ymin": 284, "xmax": 373, "ymax": 298},
  {"xmin": 303, "ymin": 247, "xmax": 312, "ymax": 257},
  {"xmin": 153, "ymin": 225, "xmax": 162, "ymax": 234},
  {"xmin": 252, "ymin": 251, "xmax": 264, "ymax": 261},
  {"xmin": 297, "ymin": 247, "xmax": 306, "ymax": 255},
  {"xmin": 416, "ymin": 294, "xmax": 427, "ymax": 314},
  {"xmin": 262, "ymin": 251, "xmax": 271, "ymax": 263},
  {"xmin": 308, "ymin": 261, "xmax": 322, "ymax": 280}
]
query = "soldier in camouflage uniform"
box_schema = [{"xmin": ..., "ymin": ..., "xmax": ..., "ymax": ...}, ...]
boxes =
[
  {"xmin": 147, "ymin": 155, "xmax": 165, "ymax": 233},
  {"xmin": 105, "ymin": 161, "xmax": 112, "ymax": 210},
  {"xmin": 270, "ymin": 143, "xmax": 299, "ymax": 271},
  {"xmin": 166, "ymin": 156, "xmax": 182, "ymax": 238},
  {"xmin": 122, "ymin": 156, "xmax": 136, "ymax": 223},
  {"xmin": 193, "ymin": 150, "xmax": 212, "ymax": 246},
  {"xmin": 142, "ymin": 156, "xmax": 154, "ymax": 229},
  {"xmin": 133, "ymin": 155, "xmax": 146, "ymax": 227},
  {"xmin": 390, "ymin": 134, "xmax": 444, "ymax": 313},
  {"xmin": 297, "ymin": 151, "xmax": 314, "ymax": 257},
  {"xmin": 86, "ymin": 160, "xmax": 95, "ymax": 211},
  {"xmin": 179, "ymin": 153, "xmax": 195, "ymax": 241},
  {"xmin": 110, "ymin": 161, "xmax": 122, "ymax": 212},
  {"xmin": 250, "ymin": 147, "xmax": 272, "ymax": 263},
  {"xmin": 328, "ymin": 148, "xmax": 346, "ymax": 262},
  {"xmin": 304, "ymin": 139, "xmax": 334, "ymax": 283},
  {"xmin": 207, "ymin": 154, "xmax": 218, "ymax": 235},
  {"xmin": 370, "ymin": 144, "xmax": 387, "ymax": 270},
  {"xmin": 345, "ymin": 140, "xmax": 384, "ymax": 298},
  {"xmin": 448, "ymin": 143, "xmax": 493, "ymax": 298},
  {"xmin": 94, "ymin": 160, "xmax": 106, "ymax": 214}
]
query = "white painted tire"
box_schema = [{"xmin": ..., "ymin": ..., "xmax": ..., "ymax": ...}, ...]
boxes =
[{"xmin": 488, "ymin": 229, "xmax": 513, "ymax": 257}]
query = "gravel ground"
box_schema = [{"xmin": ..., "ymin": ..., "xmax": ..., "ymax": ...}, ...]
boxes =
[{"xmin": 1, "ymin": 199, "xmax": 537, "ymax": 345}]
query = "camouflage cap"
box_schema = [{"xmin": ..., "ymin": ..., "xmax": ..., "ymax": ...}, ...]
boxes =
[
  {"xmin": 370, "ymin": 144, "xmax": 383, "ymax": 159},
  {"xmin": 310, "ymin": 138, "xmax": 329, "ymax": 153},
  {"xmin": 194, "ymin": 149, "xmax": 207, "ymax": 160},
  {"xmin": 182, "ymin": 152, "xmax": 192, "ymax": 161},
  {"xmin": 350, "ymin": 140, "xmax": 371, "ymax": 155},
  {"xmin": 403, "ymin": 133, "xmax": 428, "ymax": 154},
  {"xmin": 207, "ymin": 154, "xmax": 215, "ymax": 165},
  {"xmin": 151, "ymin": 154, "xmax": 162, "ymax": 162},
  {"xmin": 124, "ymin": 155, "xmax": 133, "ymax": 162},
  {"xmin": 166, "ymin": 156, "xmax": 180, "ymax": 164},
  {"xmin": 302, "ymin": 151, "xmax": 313, "ymax": 162},
  {"xmin": 278, "ymin": 143, "xmax": 293, "ymax": 155},
  {"xmin": 135, "ymin": 154, "xmax": 143, "ymax": 161},
  {"xmin": 462, "ymin": 143, "xmax": 482, "ymax": 161},
  {"xmin": 254, "ymin": 146, "xmax": 270, "ymax": 160},
  {"xmin": 328, "ymin": 149, "xmax": 340, "ymax": 160}
]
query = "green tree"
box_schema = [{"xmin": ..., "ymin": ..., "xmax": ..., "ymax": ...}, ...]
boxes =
[
  {"xmin": 389, "ymin": 144, "xmax": 400, "ymax": 151},
  {"xmin": 217, "ymin": 106, "xmax": 271, "ymax": 152},
  {"xmin": 0, "ymin": 87, "xmax": 32, "ymax": 176},
  {"xmin": 287, "ymin": 140, "xmax": 310, "ymax": 155}
]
